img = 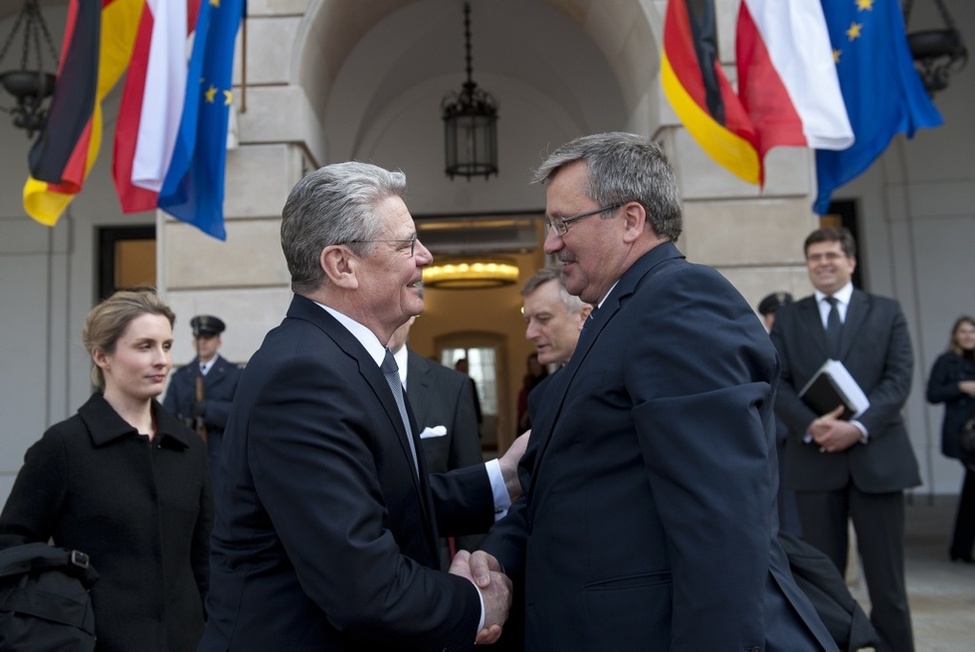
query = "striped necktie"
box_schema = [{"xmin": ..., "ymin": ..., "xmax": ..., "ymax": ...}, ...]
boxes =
[{"xmin": 381, "ymin": 349, "xmax": 419, "ymax": 477}]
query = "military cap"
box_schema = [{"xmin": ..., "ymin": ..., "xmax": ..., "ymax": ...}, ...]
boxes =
[
  {"xmin": 190, "ymin": 315, "xmax": 226, "ymax": 337},
  {"xmin": 757, "ymin": 292, "xmax": 793, "ymax": 316}
]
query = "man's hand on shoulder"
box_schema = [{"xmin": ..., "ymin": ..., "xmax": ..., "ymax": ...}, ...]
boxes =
[{"xmin": 499, "ymin": 430, "xmax": 530, "ymax": 501}]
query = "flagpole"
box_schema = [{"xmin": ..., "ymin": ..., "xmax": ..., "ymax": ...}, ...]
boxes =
[{"xmin": 240, "ymin": 13, "xmax": 247, "ymax": 113}]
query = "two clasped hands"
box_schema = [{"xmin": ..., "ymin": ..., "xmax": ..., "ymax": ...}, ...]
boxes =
[
  {"xmin": 450, "ymin": 549, "xmax": 511, "ymax": 645},
  {"xmin": 445, "ymin": 429, "xmax": 529, "ymax": 644},
  {"xmin": 809, "ymin": 404, "xmax": 864, "ymax": 454}
]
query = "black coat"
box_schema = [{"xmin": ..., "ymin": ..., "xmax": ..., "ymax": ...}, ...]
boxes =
[
  {"xmin": 926, "ymin": 351, "xmax": 975, "ymax": 460},
  {"xmin": 0, "ymin": 393, "xmax": 213, "ymax": 652}
]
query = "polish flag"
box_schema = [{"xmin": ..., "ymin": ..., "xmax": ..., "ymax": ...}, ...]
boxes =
[
  {"xmin": 114, "ymin": 0, "xmax": 199, "ymax": 213},
  {"xmin": 736, "ymin": 0, "xmax": 853, "ymax": 165}
]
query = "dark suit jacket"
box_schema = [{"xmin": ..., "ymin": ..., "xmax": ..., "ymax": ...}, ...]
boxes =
[
  {"xmin": 406, "ymin": 349, "xmax": 483, "ymax": 474},
  {"xmin": 770, "ymin": 290, "xmax": 921, "ymax": 493},
  {"xmin": 163, "ymin": 354, "xmax": 241, "ymax": 434},
  {"xmin": 201, "ymin": 295, "xmax": 496, "ymax": 651},
  {"xmin": 480, "ymin": 242, "xmax": 835, "ymax": 651}
]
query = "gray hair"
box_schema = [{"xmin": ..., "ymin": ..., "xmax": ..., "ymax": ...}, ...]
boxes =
[
  {"xmin": 521, "ymin": 265, "xmax": 589, "ymax": 314},
  {"xmin": 281, "ymin": 161, "xmax": 407, "ymax": 295},
  {"xmin": 532, "ymin": 132, "xmax": 682, "ymax": 242}
]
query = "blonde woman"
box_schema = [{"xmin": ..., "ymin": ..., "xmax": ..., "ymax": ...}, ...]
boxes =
[{"xmin": 0, "ymin": 288, "xmax": 212, "ymax": 651}]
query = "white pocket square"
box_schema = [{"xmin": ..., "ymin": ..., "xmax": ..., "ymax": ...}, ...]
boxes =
[{"xmin": 420, "ymin": 425, "xmax": 447, "ymax": 439}]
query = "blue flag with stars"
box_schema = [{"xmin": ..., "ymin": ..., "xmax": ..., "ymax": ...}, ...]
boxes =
[
  {"xmin": 159, "ymin": 0, "xmax": 245, "ymax": 240},
  {"xmin": 813, "ymin": 0, "xmax": 942, "ymax": 215}
]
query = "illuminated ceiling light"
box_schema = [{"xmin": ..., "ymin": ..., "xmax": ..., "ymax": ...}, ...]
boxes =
[{"xmin": 422, "ymin": 257, "xmax": 518, "ymax": 290}]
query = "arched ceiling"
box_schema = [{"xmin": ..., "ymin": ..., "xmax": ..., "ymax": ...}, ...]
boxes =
[{"xmin": 287, "ymin": 0, "xmax": 664, "ymax": 216}]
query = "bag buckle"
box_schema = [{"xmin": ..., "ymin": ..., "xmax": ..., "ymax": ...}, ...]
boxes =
[{"xmin": 70, "ymin": 550, "xmax": 90, "ymax": 569}]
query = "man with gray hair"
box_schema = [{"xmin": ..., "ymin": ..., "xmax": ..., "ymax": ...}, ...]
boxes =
[
  {"xmin": 202, "ymin": 162, "xmax": 515, "ymax": 650},
  {"xmin": 464, "ymin": 133, "xmax": 836, "ymax": 650},
  {"xmin": 521, "ymin": 265, "xmax": 592, "ymax": 367}
]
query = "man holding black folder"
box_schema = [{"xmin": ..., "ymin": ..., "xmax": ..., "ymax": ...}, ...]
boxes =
[{"xmin": 770, "ymin": 227, "xmax": 920, "ymax": 652}]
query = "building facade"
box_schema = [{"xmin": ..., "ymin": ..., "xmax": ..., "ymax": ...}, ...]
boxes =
[{"xmin": 1, "ymin": 0, "xmax": 973, "ymax": 503}]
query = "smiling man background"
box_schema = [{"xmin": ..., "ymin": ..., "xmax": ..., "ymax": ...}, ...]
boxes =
[{"xmin": 770, "ymin": 226, "xmax": 920, "ymax": 652}]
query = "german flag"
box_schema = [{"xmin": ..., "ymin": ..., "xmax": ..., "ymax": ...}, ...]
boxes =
[
  {"xmin": 661, "ymin": 0, "xmax": 760, "ymax": 184},
  {"xmin": 23, "ymin": 0, "xmax": 143, "ymax": 226}
]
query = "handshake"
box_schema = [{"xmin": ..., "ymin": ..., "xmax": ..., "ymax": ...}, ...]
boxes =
[{"xmin": 449, "ymin": 550, "xmax": 513, "ymax": 645}]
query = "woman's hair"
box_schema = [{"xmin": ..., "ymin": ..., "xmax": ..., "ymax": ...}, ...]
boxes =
[
  {"xmin": 82, "ymin": 287, "xmax": 176, "ymax": 389},
  {"xmin": 948, "ymin": 315, "xmax": 975, "ymax": 355}
]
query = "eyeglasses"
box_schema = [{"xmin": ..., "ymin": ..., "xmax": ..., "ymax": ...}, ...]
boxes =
[
  {"xmin": 545, "ymin": 203, "xmax": 623, "ymax": 237},
  {"xmin": 347, "ymin": 233, "xmax": 417, "ymax": 257}
]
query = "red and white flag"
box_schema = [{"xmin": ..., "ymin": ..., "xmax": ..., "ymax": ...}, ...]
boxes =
[
  {"xmin": 736, "ymin": 0, "xmax": 853, "ymax": 164},
  {"xmin": 114, "ymin": 0, "xmax": 199, "ymax": 212}
]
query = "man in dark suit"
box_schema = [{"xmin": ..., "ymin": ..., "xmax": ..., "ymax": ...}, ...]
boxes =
[
  {"xmin": 201, "ymin": 162, "xmax": 515, "ymax": 651},
  {"xmin": 388, "ymin": 313, "xmax": 490, "ymax": 566},
  {"xmin": 770, "ymin": 227, "xmax": 920, "ymax": 652},
  {"xmin": 460, "ymin": 132, "xmax": 836, "ymax": 650},
  {"xmin": 163, "ymin": 314, "xmax": 241, "ymax": 470}
]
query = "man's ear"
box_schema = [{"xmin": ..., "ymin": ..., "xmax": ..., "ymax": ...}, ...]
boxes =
[
  {"xmin": 621, "ymin": 201, "xmax": 647, "ymax": 243},
  {"xmin": 321, "ymin": 245, "xmax": 359, "ymax": 289}
]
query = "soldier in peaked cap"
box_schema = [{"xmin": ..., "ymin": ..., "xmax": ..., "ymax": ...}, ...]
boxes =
[
  {"xmin": 163, "ymin": 315, "xmax": 242, "ymax": 475},
  {"xmin": 759, "ymin": 291, "xmax": 794, "ymax": 332}
]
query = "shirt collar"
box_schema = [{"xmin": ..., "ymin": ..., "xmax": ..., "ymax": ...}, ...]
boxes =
[
  {"xmin": 815, "ymin": 282, "xmax": 853, "ymax": 306},
  {"xmin": 313, "ymin": 301, "xmax": 387, "ymax": 367}
]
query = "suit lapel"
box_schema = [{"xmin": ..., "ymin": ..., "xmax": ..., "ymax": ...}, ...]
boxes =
[
  {"xmin": 838, "ymin": 290, "xmax": 868, "ymax": 360},
  {"xmin": 405, "ymin": 351, "xmax": 433, "ymax": 427},
  {"xmin": 798, "ymin": 297, "xmax": 831, "ymax": 359},
  {"xmin": 202, "ymin": 356, "xmax": 228, "ymax": 391},
  {"xmin": 528, "ymin": 242, "xmax": 684, "ymax": 484},
  {"xmin": 286, "ymin": 297, "xmax": 435, "ymax": 541}
]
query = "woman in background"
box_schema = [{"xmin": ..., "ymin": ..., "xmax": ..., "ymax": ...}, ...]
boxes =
[
  {"xmin": 0, "ymin": 288, "xmax": 212, "ymax": 651},
  {"xmin": 926, "ymin": 315, "xmax": 975, "ymax": 563}
]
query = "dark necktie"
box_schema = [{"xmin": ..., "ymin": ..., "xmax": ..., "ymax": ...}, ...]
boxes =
[
  {"xmin": 381, "ymin": 349, "xmax": 419, "ymax": 477},
  {"xmin": 825, "ymin": 296, "xmax": 842, "ymax": 358}
]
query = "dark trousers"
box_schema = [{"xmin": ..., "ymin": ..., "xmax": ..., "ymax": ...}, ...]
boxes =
[
  {"xmin": 796, "ymin": 485, "xmax": 913, "ymax": 652},
  {"xmin": 950, "ymin": 463, "xmax": 975, "ymax": 559}
]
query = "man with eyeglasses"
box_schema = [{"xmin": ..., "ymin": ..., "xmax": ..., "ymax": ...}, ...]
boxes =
[
  {"xmin": 770, "ymin": 227, "xmax": 919, "ymax": 652},
  {"xmin": 202, "ymin": 162, "xmax": 521, "ymax": 651},
  {"xmin": 459, "ymin": 132, "xmax": 836, "ymax": 650}
]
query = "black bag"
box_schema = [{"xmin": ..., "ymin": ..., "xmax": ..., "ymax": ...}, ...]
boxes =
[
  {"xmin": 961, "ymin": 413, "xmax": 975, "ymax": 454},
  {"xmin": 0, "ymin": 543, "xmax": 99, "ymax": 651},
  {"xmin": 779, "ymin": 532, "xmax": 877, "ymax": 652}
]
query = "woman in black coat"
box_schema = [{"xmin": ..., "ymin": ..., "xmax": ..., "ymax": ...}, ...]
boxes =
[
  {"xmin": 926, "ymin": 315, "xmax": 975, "ymax": 563},
  {"xmin": 0, "ymin": 288, "xmax": 213, "ymax": 651}
]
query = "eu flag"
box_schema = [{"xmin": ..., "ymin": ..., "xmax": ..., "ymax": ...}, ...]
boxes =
[
  {"xmin": 158, "ymin": 0, "xmax": 244, "ymax": 240},
  {"xmin": 813, "ymin": 0, "xmax": 942, "ymax": 215}
]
